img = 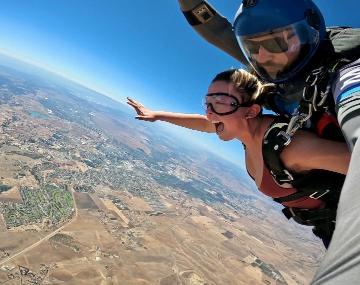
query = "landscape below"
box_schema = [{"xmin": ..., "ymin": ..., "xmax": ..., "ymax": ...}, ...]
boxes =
[{"xmin": 0, "ymin": 57, "xmax": 324, "ymax": 285}]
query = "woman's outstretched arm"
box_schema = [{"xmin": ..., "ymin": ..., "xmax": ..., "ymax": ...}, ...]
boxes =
[{"xmin": 127, "ymin": 98, "xmax": 216, "ymax": 133}]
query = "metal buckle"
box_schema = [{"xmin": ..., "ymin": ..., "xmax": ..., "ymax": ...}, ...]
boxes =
[
  {"xmin": 298, "ymin": 104, "xmax": 313, "ymax": 124},
  {"xmin": 309, "ymin": 189, "xmax": 330, "ymax": 199},
  {"xmin": 289, "ymin": 208, "xmax": 314, "ymax": 225},
  {"xmin": 289, "ymin": 207, "xmax": 296, "ymax": 217},
  {"xmin": 303, "ymin": 83, "xmax": 318, "ymax": 103},
  {"xmin": 277, "ymin": 169, "xmax": 294, "ymax": 183},
  {"xmin": 277, "ymin": 131, "xmax": 292, "ymax": 146},
  {"xmin": 289, "ymin": 207, "xmax": 314, "ymax": 226}
]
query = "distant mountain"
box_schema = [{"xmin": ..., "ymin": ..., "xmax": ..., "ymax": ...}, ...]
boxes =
[{"xmin": 0, "ymin": 53, "xmax": 131, "ymax": 114}]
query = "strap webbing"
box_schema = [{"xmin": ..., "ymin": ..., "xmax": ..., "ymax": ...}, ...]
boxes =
[
  {"xmin": 282, "ymin": 207, "xmax": 336, "ymax": 226},
  {"xmin": 262, "ymin": 117, "xmax": 295, "ymax": 184}
]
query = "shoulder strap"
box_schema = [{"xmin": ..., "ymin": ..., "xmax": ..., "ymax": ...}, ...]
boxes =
[
  {"xmin": 262, "ymin": 117, "xmax": 296, "ymax": 184},
  {"xmin": 327, "ymin": 27, "xmax": 360, "ymax": 61}
]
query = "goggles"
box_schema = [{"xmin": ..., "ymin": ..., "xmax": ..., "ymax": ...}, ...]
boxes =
[
  {"xmin": 204, "ymin": 93, "xmax": 250, "ymax": 116},
  {"xmin": 244, "ymin": 36, "xmax": 290, "ymax": 54}
]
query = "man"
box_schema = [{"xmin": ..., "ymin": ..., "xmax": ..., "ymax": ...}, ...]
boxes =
[{"xmin": 177, "ymin": 0, "xmax": 360, "ymax": 284}]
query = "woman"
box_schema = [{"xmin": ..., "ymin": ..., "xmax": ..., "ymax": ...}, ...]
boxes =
[{"xmin": 127, "ymin": 69, "xmax": 350, "ymax": 248}]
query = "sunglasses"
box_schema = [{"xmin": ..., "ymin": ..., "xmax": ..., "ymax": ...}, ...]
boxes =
[
  {"xmin": 204, "ymin": 93, "xmax": 250, "ymax": 116},
  {"xmin": 244, "ymin": 33, "xmax": 295, "ymax": 54}
]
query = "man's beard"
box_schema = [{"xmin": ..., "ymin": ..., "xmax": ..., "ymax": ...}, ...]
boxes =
[
  {"xmin": 261, "ymin": 61, "xmax": 285, "ymax": 71},
  {"xmin": 260, "ymin": 62, "xmax": 286, "ymax": 79}
]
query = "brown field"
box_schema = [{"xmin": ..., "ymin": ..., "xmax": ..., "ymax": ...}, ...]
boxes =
[
  {"xmin": 119, "ymin": 194, "xmax": 153, "ymax": 212},
  {"xmin": 101, "ymin": 198, "xmax": 129, "ymax": 227},
  {"xmin": 0, "ymin": 186, "xmax": 22, "ymax": 203},
  {"xmin": 0, "ymin": 153, "xmax": 25, "ymax": 178},
  {"xmin": 0, "ymin": 188, "xmax": 321, "ymax": 285},
  {"xmin": 90, "ymin": 194, "xmax": 108, "ymax": 211},
  {"xmin": 0, "ymin": 150, "xmax": 38, "ymax": 173},
  {"xmin": 92, "ymin": 113, "xmax": 151, "ymax": 154},
  {"xmin": 0, "ymin": 231, "xmax": 44, "ymax": 262},
  {"xmin": 74, "ymin": 192, "xmax": 98, "ymax": 210},
  {"xmin": 1, "ymin": 205, "xmax": 244, "ymax": 284}
]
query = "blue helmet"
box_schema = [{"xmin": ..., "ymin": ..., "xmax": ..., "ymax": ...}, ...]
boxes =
[{"xmin": 233, "ymin": 0, "xmax": 326, "ymax": 83}]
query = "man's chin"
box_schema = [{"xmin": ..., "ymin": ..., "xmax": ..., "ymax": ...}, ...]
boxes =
[
  {"xmin": 265, "ymin": 67, "xmax": 287, "ymax": 79},
  {"xmin": 265, "ymin": 68, "xmax": 281, "ymax": 76}
]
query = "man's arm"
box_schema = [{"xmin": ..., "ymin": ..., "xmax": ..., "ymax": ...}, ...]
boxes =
[
  {"xmin": 333, "ymin": 58, "xmax": 360, "ymax": 151},
  {"xmin": 310, "ymin": 58, "xmax": 360, "ymax": 284},
  {"xmin": 177, "ymin": 0, "xmax": 247, "ymax": 64},
  {"xmin": 127, "ymin": 98, "xmax": 216, "ymax": 133}
]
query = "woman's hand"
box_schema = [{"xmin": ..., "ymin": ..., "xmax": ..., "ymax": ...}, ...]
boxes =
[
  {"xmin": 127, "ymin": 97, "xmax": 157, "ymax": 122},
  {"xmin": 127, "ymin": 97, "xmax": 215, "ymax": 133}
]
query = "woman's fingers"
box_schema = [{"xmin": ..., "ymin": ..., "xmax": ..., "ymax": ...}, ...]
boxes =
[
  {"xmin": 126, "ymin": 99, "xmax": 145, "ymax": 115},
  {"xmin": 127, "ymin": 98, "xmax": 155, "ymax": 121},
  {"xmin": 126, "ymin": 100, "xmax": 139, "ymax": 110},
  {"xmin": 127, "ymin": 97, "xmax": 143, "ymax": 108},
  {"xmin": 135, "ymin": 115, "xmax": 154, "ymax": 122},
  {"xmin": 127, "ymin": 103, "xmax": 142, "ymax": 115}
]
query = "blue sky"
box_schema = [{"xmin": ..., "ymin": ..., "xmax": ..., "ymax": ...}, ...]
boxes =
[{"xmin": 0, "ymin": 0, "xmax": 359, "ymax": 167}]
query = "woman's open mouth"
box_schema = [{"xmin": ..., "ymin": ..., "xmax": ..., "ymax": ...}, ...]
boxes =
[{"xmin": 214, "ymin": 122, "xmax": 224, "ymax": 134}]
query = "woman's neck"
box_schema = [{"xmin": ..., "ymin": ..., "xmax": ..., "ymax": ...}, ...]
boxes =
[
  {"xmin": 241, "ymin": 116, "xmax": 274, "ymax": 186},
  {"xmin": 239, "ymin": 116, "xmax": 270, "ymax": 151}
]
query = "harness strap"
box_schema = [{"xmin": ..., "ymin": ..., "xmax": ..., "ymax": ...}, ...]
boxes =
[
  {"xmin": 282, "ymin": 207, "xmax": 336, "ymax": 226},
  {"xmin": 274, "ymin": 188, "xmax": 330, "ymax": 203},
  {"xmin": 263, "ymin": 117, "xmax": 295, "ymax": 184},
  {"xmin": 273, "ymin": 169, "xmax": 344, "ymax": 206}
]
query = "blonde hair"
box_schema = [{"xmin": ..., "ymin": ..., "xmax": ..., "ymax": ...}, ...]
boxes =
[{"xmin": 212, "ymin": 68, "xmax": 276, "ymax": 105}]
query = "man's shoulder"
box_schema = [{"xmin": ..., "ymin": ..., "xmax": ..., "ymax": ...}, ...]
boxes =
[{"xmin": 326, "ymin": 26, "xmax": 360, "ymax": 57}]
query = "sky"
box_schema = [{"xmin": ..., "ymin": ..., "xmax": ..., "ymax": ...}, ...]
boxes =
[{"xmin": 0, "ymin": 0, "xmax": 359, "ymax": 167}]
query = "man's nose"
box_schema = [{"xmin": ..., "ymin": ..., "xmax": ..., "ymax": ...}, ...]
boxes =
[{"xmin": 255, "ymin": 46, "xmax": 273, "ymax": 63}]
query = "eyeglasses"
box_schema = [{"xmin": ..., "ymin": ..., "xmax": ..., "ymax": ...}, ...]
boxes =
[
  {"xmin": 244, "ymin": 31, "xmax": 296, "ymax": 55},
  {"xmin": 204, "ymin": 93, "xmax": 250, "ymax": 116}
]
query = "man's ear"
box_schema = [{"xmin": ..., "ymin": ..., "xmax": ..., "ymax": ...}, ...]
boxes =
[{"xmin": 245, "ymin": 104, "xmax": 261, "ymax": 119}]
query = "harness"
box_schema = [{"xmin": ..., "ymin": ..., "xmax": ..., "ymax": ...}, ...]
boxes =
[
  {"xmin": 285, "ymin": 59, "xmax": 349, "ymax": 139},
  {"xmin": 261, "ymin": 28, "xmax": 360, "ymax": 227},
  {"xmin": 281, "ymin": 27, "xmax": 360, "ymax": 140},
  {"xmin": 262, "ymin": 117, "xmax": 345, "ymax": 227}
]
